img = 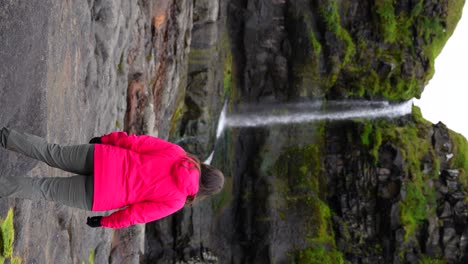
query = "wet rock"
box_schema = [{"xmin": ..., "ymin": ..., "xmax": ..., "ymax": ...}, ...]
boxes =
[
  {"xmin": 446, "ymin": 180, "xmax": 459, "ymax": 192},
  {"xmin": 449, "ymin": 192, "xmax": 465, "ymax": 204},
  {"xmin": 439, "ymin": 184, "xmax": 449, "ymax": 195},
  {"xmin": 433, "ymin": 123, "xmax": 453, "ymax": 169},
  {"xmin": 378, "ymin": 168, "xmax": 391, "ymax": 182},
  {"xmin": 442, "ymin": 227, "xmax": 459, "ymax": 263},
  {"xmin": 395, "ymin": 228, "xmax": 405, "ymax": 245},
  {"xmin": 405, "ymin": 252, "xmax": 418, "ymax": 264},
  {"xmin": 422, "ymin": 162, "xmax": 434, "ymax": 174},
  {"xmin": 390, "ymin": 203, "xmax": 401, "ymax": 230},
  {"xmin": 438, "ymin": 202, "xmax": 453, "ymax": 218},
  {"xmin": 460, "ymin": 229, "xmax": 468, "ymax": 261},
  {"xmin": 425, "ymin": 216, "xmax": 442, "ymax": 258},
  {"xmin": 443, "ymin": 169, "xmax": 460, "ymax": 180},
  {"xmin": 453, "ymin": 201, "xmax": 467, "ymax": 217}
]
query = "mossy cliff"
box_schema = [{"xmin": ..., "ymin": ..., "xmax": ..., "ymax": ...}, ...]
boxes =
[
  {"xmin": 324, "ymin": 109, "xmax": 467, "ymax": 263},
  {"xmin": 143, "ymin": 0, "xmax": 468, "ymax": 263}
]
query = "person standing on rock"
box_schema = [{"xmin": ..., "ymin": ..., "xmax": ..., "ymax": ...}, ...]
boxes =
[{"xmin": 0, "ymin": 127, "xmax": 224, "ymax": 228}]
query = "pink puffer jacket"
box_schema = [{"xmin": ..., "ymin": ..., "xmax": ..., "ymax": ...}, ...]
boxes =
[{"xmin": 92, "ymin": 132, "xmax": 199, "ymax": 228}]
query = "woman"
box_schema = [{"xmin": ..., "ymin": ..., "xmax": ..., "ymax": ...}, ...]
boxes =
[{"xmin": 0, "ymin": 127, "xmax": 224, "ymax": 229}]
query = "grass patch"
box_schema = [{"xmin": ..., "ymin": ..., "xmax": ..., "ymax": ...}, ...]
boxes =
[
  {"xmin": 0, "ymin": 209, "xmax": 14, "ymax": 258},
  {"xmin": 81, "ymin": 249, "xmax": 95, "ymax": 264},
  {"xmin": 10, "ymin": 256, "xmax": 21, "ymax": 264},
  {"xmin": 117, "ymin": 52, "xmax": 124, "ymax": 74},
  {"xmin": 0, "ymin": 209, "xmax": 21, "ymax": 264}
]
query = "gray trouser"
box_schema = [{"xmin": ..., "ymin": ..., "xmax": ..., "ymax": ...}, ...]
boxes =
[{"xmin": 0, "ymin": 127, "xmax": 94, "ymax": 210}]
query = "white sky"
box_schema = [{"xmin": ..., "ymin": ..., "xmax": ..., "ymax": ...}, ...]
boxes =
[{"xmin": 414, "ymin": 4, "xmax": 468, "ymax": 138}]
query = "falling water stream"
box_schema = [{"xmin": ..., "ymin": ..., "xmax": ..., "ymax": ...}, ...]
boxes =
[{"xmin": 205, "ymin": 100, "xmax": 413, "ymax": 164}]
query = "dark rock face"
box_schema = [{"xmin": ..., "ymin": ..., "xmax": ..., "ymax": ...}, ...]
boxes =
[{"xmin": 155, "ymin": 0, "xmax": 467, "ymax": 263}]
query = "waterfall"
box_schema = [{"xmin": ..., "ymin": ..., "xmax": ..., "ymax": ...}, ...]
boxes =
[
  {"xmin": 224, "ymin": 100, "xmax": 413, "ymax": 128},
  {"xmin": 204, "ymin": 99, "xmax": 412, "ymax": 164}
]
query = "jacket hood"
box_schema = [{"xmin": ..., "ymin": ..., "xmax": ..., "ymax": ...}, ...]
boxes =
[{"xmin": 171, "ymin": 159, "xmax": 200, "ymax": 196}]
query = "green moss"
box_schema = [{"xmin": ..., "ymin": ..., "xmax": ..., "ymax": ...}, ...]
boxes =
[
  {"xmin": 275, "ymin": 144, "xmax": 322, "ymax": 195},
  {"xmin": 272, "ymin": 124, "xmax": 343, "ymax": 263},
  {"xmin": 317, "ymin": 0, "xmax": 356, "ymax": 89},
  {"xmin": 375, "ymin": 0, "xmax": 398, "ymax": 43},
  {"xmin": 412, "ymin": 105, "xmax": 431, "ymax": 125},
  {"xmin": 418, "ymin": 255, "xmax": 446, "ymax": 264},
  {"xmin": 400, "ymin": 183, "xmax": 428, "ymax": 239},
  {"xmin": 305, "ymin": 30, "xmax": 323, "ymax": 92},
  {"xmin": 366, "ymin": 114, "xmax": 437, "ymax": 241},
  {"xmin": 360, "ymin": 122, "xmax": 373, "ymax": 146},
  {"xmin": 372, "ymin": 128, "xmax": 383, "ymax": 161},
  {"xmin": 318, "ymin": 0, "xmax": 356, "ymax": 67},
  {"xmin": 294, "ymin": 245, "xmax": 344, "ymax": 264},
  {"xmin": 308, "ymin": 31, "xmax": 322, "ymax": 57},
  {"xmin": 285, "ymin": 11, "xmax": 326, "ymax": 96},
  {"xmin": 424, "ymin": 0, "xmax": 465, "ymax": 65},
  {"xmin": 388, "ymin": 125, "xmax": 433, "ymax": 239},
  {"xmin": 358, "ymin": 122, "xmax": 382, "ymax": 163},
  {"xmin": 344, "ymin": 0, "xmax": 465, "ymax": 100},
  {"xmin": 292, "ymin": 198, "xmax": 344, "ymax": 264},
  {"xmin": 357, "ymin": 107, "xmax": 442, "ymax": 241}
]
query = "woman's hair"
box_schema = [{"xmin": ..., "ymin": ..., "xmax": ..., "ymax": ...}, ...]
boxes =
[{"xmin": 184, "ymin": 154, "xmax": 225, "ymax": 205}]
